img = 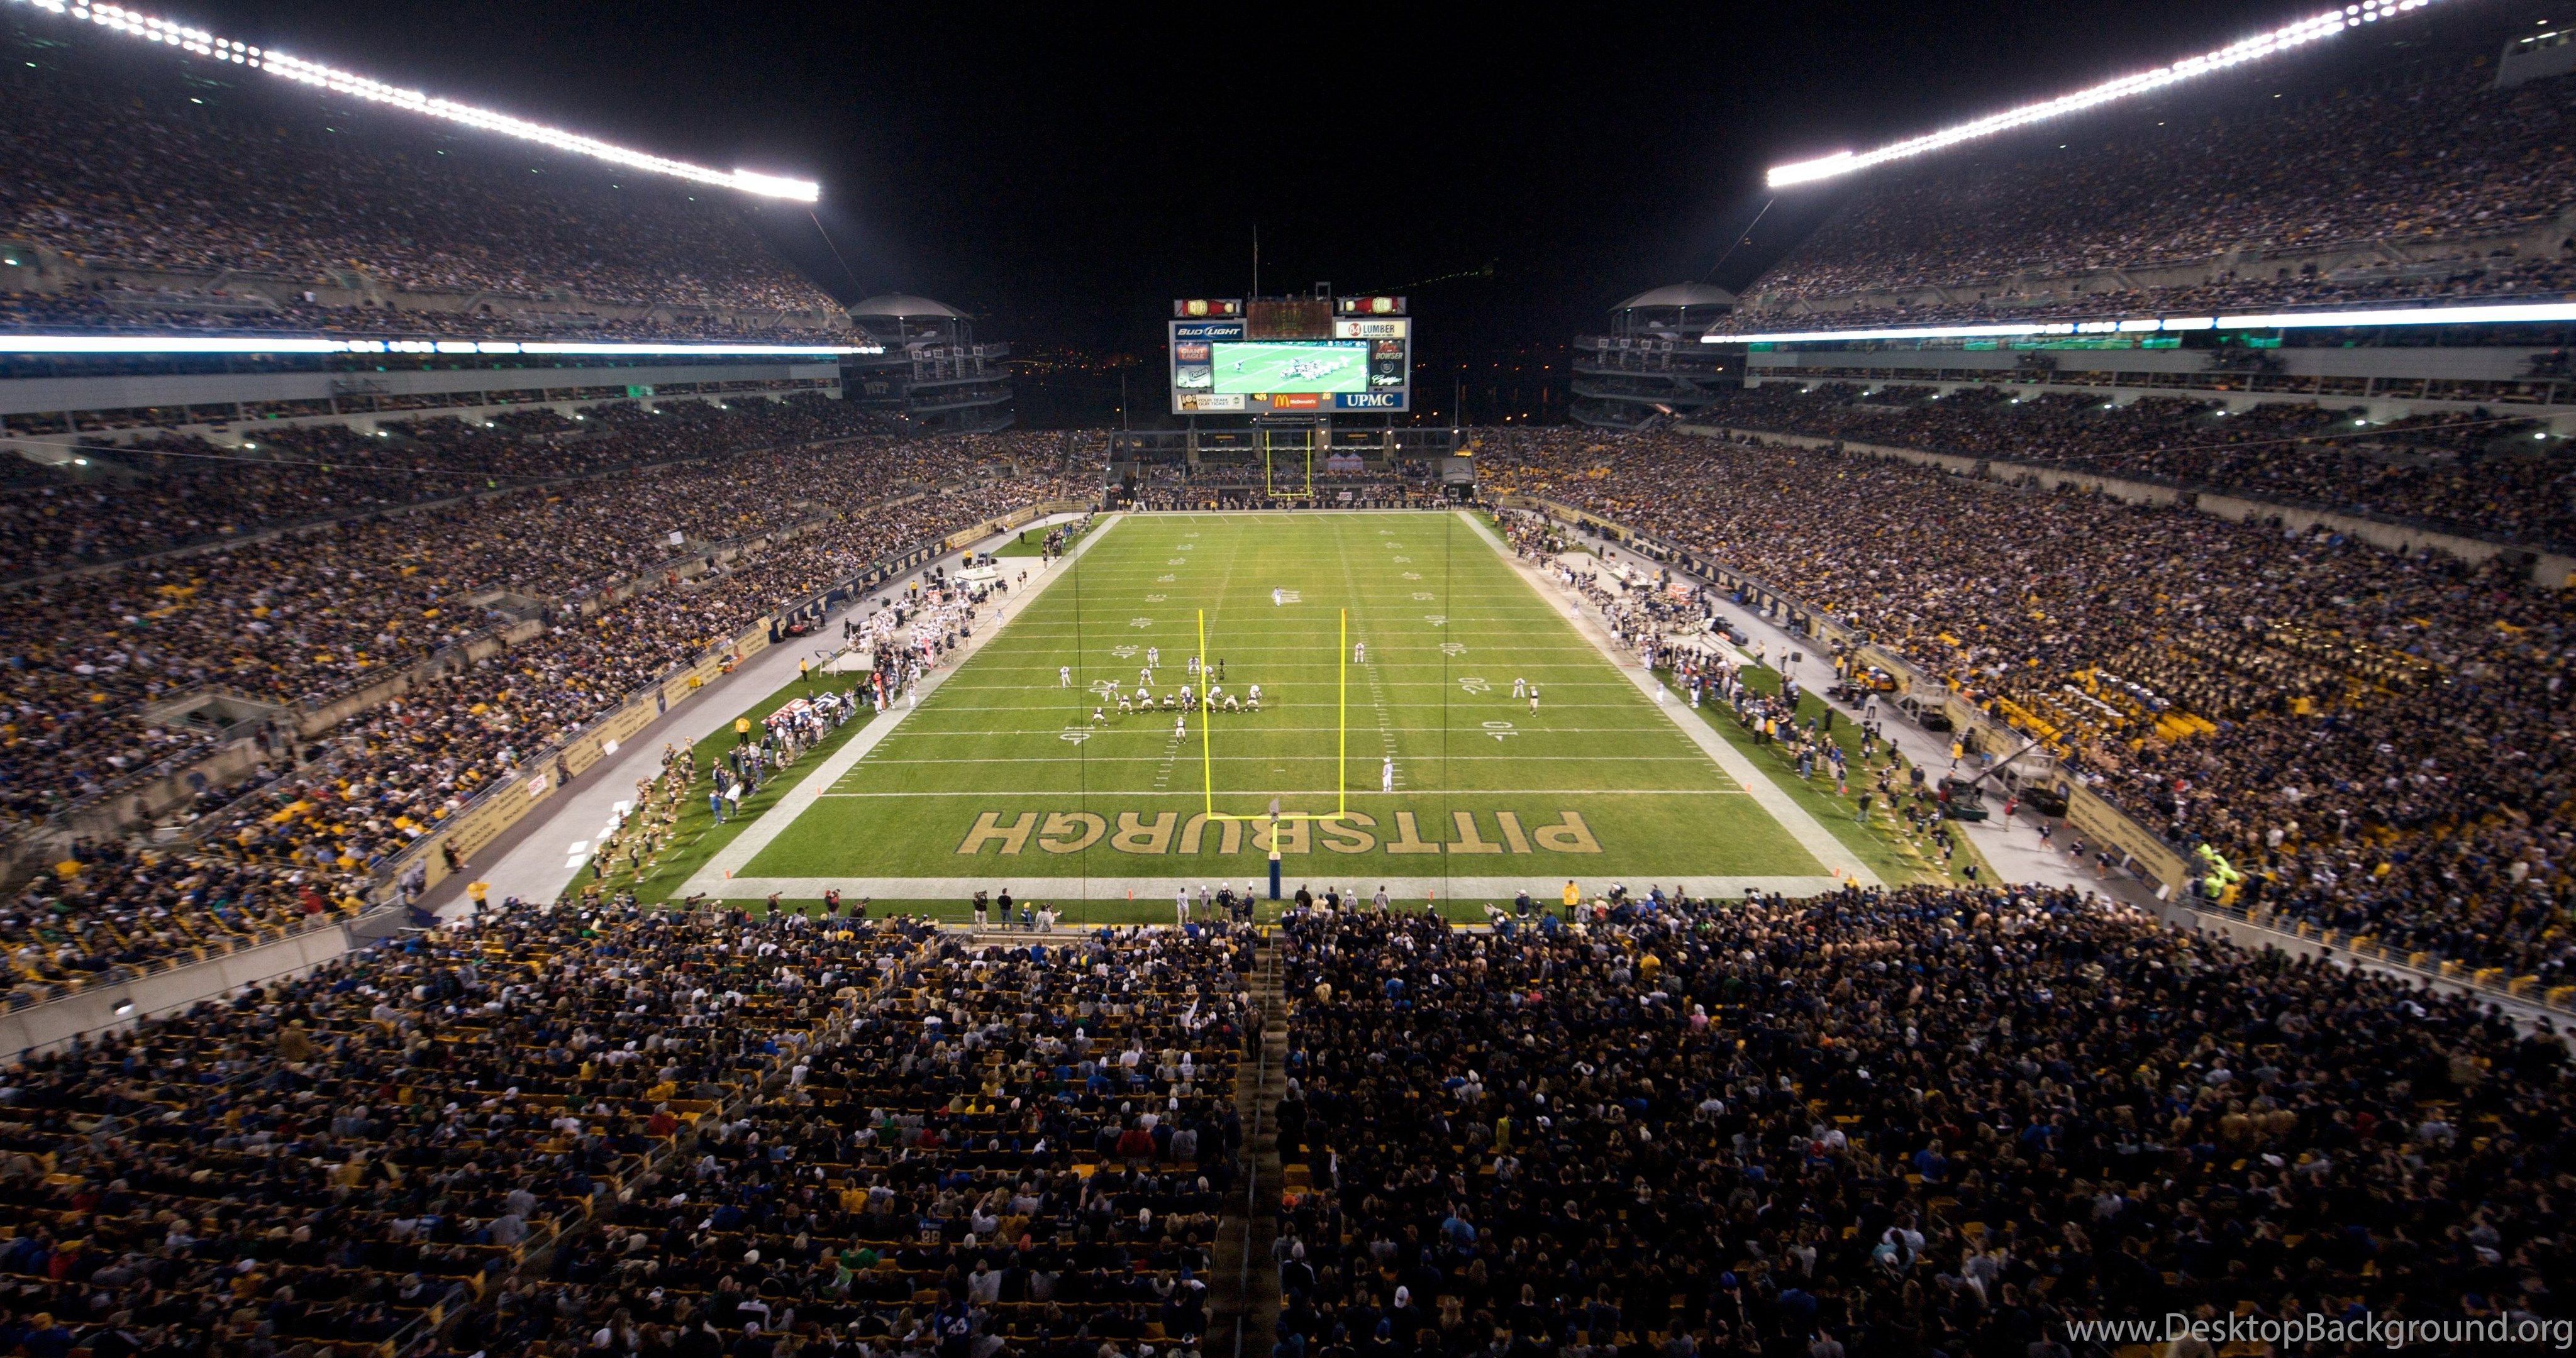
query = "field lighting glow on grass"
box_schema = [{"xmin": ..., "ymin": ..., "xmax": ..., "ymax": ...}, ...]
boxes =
[
  {"xmin": 675, "ymin": 511, "xmax": 1916, "ymax": 900},
  {"xmin": 1767, "ymin": 0, "xmax": 2442, "ymax": 188},
  {"xmin": 8, "ymin": 0, "xmax": 821, "ymax": 201}
]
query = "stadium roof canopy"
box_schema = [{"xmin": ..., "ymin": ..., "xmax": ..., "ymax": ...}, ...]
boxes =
[
  {"xmin": 1765, "ymin": 0, "xmax": 2441, "ymax": 187},
  {"xmin": 8, "ymin": 0, "xmax": 821, "ymax": 201},
  {"xmin": 850, "ymin": 294, "xmax": 969, "ymax": 319},
  {"xmin": 1613, "ymin": 284, "xmax": 1737, "ymax": 311}
]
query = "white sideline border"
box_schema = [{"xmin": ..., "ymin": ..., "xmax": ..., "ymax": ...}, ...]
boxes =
[
  {"xmin": 712, "ymin": 875, "xmax": 1848, "ymax": 902},
  {"xmin": 469, "ymin": 512, "xmax": 1096, "ymax": 908},
  {"xmin": 685, "ymin": 508, "xmax": 1875, "ymax": 900},
  {"xmin": 1452, "ymin": 509, "xmax": 1880, "ymax": 886},
  {"xmin": 680, "ymin": 513, "xmax": 1128, "ymax": 895}
]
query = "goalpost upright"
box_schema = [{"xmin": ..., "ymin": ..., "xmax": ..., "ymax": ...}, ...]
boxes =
[
  {"xmin": 1198, "ymin": 605, "xmax": 1350, "ymax": 824},
  {"xmin": 1261, "ymin": 428, "xmax": 1316, "ymax": 500}
]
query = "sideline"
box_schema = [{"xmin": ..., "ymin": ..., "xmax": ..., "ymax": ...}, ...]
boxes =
[
  {"xmin": 459, "ymin": 512, "xmax": 1097, "ymax": 909},
  {"xmin": 1455, "ymin": 509, "xmax": 1881, "ymax": 886},
  {"xmin": 678, "ymin": 513, "xmax": 1127, "ymax": 897},
  {"xmin": 703, "ymin": 874, "xmax": 1847, "ymax": 902},
  {"xmin": 1573, "ymin": 521, "xmax": 2574, "ymax": 1034}
]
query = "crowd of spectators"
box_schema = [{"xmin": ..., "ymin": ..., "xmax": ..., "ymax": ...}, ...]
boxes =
[
  {"xmin": 0, "ymin": 408, "xmax": 1092, "ymax": 989},
  {"xmin": 0, "ymin": 27, "xmax": 841, "ymax": 334},
  {"xmin": 1718, "ymin": 254, "xmax": 2576, "ymax": 335},
  {"xmin": 0, "ymin": 397, "xmax": 889, "ymax": 813},
  {"xmin": 503, "ymin": 919, "xmax": 1255, "ymax": 1358},
  {"xmin": 1480, "ymin": 429, "xmax": 2576, "ymax": 988},
  {"xmin": 1710, "ymin": 383, "xmax": 2576, "ymax": 550},
  {"xmin": 0, "ymin": 895, "xmax": 1254, "ymax": 1358},
  {"xmin": 0, "ymin": 288, "xmax": 850, "ymax": 345},
  {"xmin": 1729, "ymin": 31, "xmax": 2576, "ymax": 323},
  {"xmin": 1119, "ymin": 461, "xmax": 1444, "ymax": 512},
  {"xmin": 0, "ymin": 402, "xmax": 838, "ymax": 580},
  {"xmin": 1274, "ymin": 888, "xmax": 2573, "ymax": 1358}
]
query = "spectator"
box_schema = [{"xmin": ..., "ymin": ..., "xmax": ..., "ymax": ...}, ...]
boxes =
[{"xmin": 1485, "ymin": 427, "xmax": 2576, "ymax": 985}]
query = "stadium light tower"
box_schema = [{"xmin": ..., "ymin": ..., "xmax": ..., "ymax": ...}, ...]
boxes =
[
  {"xmin": 1767, "ymin": 0, "xmax": 2441, "ymax": 188},
  {"xmin": 6, "ymin": 0, "xmax": 821, "ymax": 202}
]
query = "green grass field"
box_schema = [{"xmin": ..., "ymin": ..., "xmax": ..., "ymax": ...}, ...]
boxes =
[
  {"xmin": 565, "ymin": 669, "xmax": 886, "ymax": 906},
  {"xmin": 991, "ymin": 517, "xmax": 1092, "ymax": 558},
  {"xmin": 1209, "ymin": 341, "xmax": 1368, "ymax": 394},
  {"xmin": 674, "ymin": 510, "xmax": 1894, "ymax": 909}
]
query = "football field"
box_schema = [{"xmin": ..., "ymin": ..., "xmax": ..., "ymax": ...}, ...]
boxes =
[
  {"xmin": 682, "ymin": 510, "xmax": 1872, "ymax": 905},
  {"xmin": 1210, "ymin": 341, "xmax": 1367, "ymax": 394}
]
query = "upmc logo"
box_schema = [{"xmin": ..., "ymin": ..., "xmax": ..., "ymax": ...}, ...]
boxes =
[{"xmin": 1338, "ymin": 392, "xmax": 1401, "ymax": 408}]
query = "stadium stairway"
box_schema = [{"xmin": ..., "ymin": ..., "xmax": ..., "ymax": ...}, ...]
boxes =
[
  {"xmin": 1231, "ymin": 936, "xmax": 1288, "ymax": 1357},
  {"xmin": 1615, "ymin": 541, "xmax": 2576, "ymax": 1029}
]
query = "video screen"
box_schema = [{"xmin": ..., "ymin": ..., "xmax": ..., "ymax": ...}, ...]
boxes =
[{"xmin": 1208, "ymin": 341, "xmax": 1368, "ymax": 394}]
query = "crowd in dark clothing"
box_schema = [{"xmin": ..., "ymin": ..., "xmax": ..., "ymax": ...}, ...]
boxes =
[
  {"xmin": 506, "ymin": 919, "xmax": 1257, "ymax": 1358},
  {"xmin": 1710, "ymin": 384, "xmax": 2575, "ymax": 551},
  {"xmin": 0, "ymin": 400, "xmax": 1043, "ymax": 821},
  {"xmin": 0, "ymin": 416, "xmax": 1091, "ymax": 993},
  {"xmin": 0, "ymin": 28, "xmax": 838, "ymax": 330},
  {"xmin": 1727, "ymin": 26, "xmax": 2576, "ymax": 326},
  {"xmin": 0, "ymin": 898, "xmax": 1256, "ymax": 1358},
  {"xmin": 1482, "ymin": 429, "xmax": 2576, "ymax": 988},
  {"xmin": 0, "ymin": 290, "xmax": 847, "ymax": 345},
  {"xmin": 1715, "ymin": 253, "xmax": 2576, "ymax": 335},
  {"xmin": 1272, "ymin": 889, "xmax": 2573, "ymax": 1358},
  {"xmin": 1, "ymin": 399, "xmax": 899, "ymax": 582}
]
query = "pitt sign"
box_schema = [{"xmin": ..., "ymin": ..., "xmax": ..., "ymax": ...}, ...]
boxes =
[{"xmin": 955, "ymin": 809, "xmax": 1600, "ymax": 857}]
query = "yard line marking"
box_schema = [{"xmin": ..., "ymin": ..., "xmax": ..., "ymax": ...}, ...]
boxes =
[
  {"xmin": 1152, "ymin": 720, "xmax": 1184, "ymax": 790},
  {"xmin": 1333, "ymin": 517, "xmax": 1410, "ymax": 785},
  {"xmin": 679, "ymin": 511, "xmax": 1128, "ymax": 895},
  {"xmin": 692, "ymin": 873, "xmax": 1850, "ymax": 902},
  {"xmin": 863, "ymin": 723, "xmax": 1710, "ymax": 735},
  {"xmin": 843, "ymin": 753, "xmax": 1722, "ymax": 764},
  {"xmin": 1457, "ymin": 507, "xmax": 1880, "ymax": 886},
  {"xmin": 811, "ymin": 787, "xmax": 1752, "ymax": 798}
]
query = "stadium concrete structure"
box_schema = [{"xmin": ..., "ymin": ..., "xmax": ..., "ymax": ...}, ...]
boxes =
[
  {"xmin": 1584, "ymin": 6, "xmax": 2576, "ymax": 438},
  {"xmin": 841, "ymin": 293, "xmax": 1015, "ymax": 433},
  {"xmin": 9, "ymin": 3, "xmax": 2576, "ymax": 1354},
  {"xmin": 1567, "ymin": 282, "xmax": 1742, "ymax": 430},
  {"xmin": 0, "ymin": 16, "xmax": 1010, "ymax": 448}
]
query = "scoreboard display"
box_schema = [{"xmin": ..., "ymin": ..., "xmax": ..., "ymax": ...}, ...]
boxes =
[{"xmin": 1170, "ymin": 295, "xmax": 1411, "ymax": 414}]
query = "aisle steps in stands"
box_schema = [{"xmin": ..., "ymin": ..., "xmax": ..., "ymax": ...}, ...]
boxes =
[{"xmin": 1241, "ymin": 935, "xmax": 1288, "ymax": 1357}]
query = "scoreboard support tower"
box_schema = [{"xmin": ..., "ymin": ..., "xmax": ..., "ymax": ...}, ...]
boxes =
[
  {"xmin": 1106, "ymin": 288, "xmax": 1469, "ymax": 502},
  {"xmin": 1258, "ymin": 414, "xmax": 1322, "ymax": 499}
]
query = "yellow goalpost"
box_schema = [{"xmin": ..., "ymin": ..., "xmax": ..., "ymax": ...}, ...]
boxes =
[
  {"xmin": 1197, "ymin": 605, "xmax": 1354, "ymax": 825},
  {"xmin": 1262, "ymin": 427, "xmax": 1316, "ymax": 499}
]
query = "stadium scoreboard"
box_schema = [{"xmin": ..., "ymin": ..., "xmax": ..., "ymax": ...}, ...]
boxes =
[{"xmin": 1169, "ymin": 295, "xmax": 1411, "ymax": 414}]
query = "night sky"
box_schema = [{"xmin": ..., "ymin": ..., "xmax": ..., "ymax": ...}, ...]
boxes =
[{"xmin": 155, "ymin": 1, "xmax": 2440, "ymax": 417}]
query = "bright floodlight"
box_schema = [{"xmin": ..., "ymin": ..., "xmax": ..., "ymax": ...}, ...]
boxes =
[
  {"xmin": 9, "ymin": 0, "xmax": 821, "ymax": 202},
  {"xmin": 1767, "ymin": 0, "xmax": 2441, "ymax": 188},
  {"xmin": 0, "ymin": 335, "xmax": 884, "ymax": 355}
]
